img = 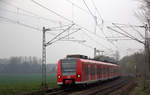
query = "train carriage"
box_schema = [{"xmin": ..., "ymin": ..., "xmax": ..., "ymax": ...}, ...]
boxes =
[{"xmin": 57, "ymin": 55, "xmax": 120, "ymax": 86}]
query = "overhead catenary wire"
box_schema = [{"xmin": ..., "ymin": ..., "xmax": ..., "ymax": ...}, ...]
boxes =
[
  {"xmin": 107, "ymin": 26, "xmax": 145, "ymax": 44},
  {"xmin": 79, "ymin": 42, "xmax": 94, "ymax": 49},
  {"xmin": 0, "ymin": 0, "xmax": 59, "ymax": 24},
  {"xmin": 49, "ymin": 28, "xmax": 81, "ymax": 45},
  {"xmin": 0, "ymin": 0, "xmax": 117, "ymax": 58},
  {"xmin": 90, "ymin": 0, "xmax": 103, "ymax": 23},
  {"xmin": 0, "ymin": 0, "xmax": 113, "ymax": 51},
  {"xmin": 82, "ymin": 0, "xmax": 95, "ymax": 18},
  {"xmin": 65, "ymin": 0, "xmax": 103, "ymax": 28},
  {"xmin": 130, "ymin": 26, "xmax": 145, "ymax": 39},
  {"xmin": 0, "ymin": 8, "xmax": 71, "ymax": 31},
  {"xmin": 1, "ymin": 0, "xmax": 116, "ymax": 53},
  {"xmin": 112, "ymin": 23, "xmax": 144, "ymax": 44},
  {"xmin": 0, "ymin": 16, "xmax": 41, "ymax": 31},
  {"xmin": 0, "ymin": 16, "xmax": 65, "ymax": 36},
  {"xmin": 112, "ymin": 22, "xmax": 144, "ymax": 28},
  {"xmin": 31, "ymin": 0, "xmax": 73, "ymax": 23},
  {"xmin": 82, "ymin": 0, "xmax": 116, "ymax": 48},
  {"xmin": 0, "ymin": 1, "xmax": 71, "ymax": 31},
  {"xmin": 31, "ymin": 0, "xmax": 115, "ymax": 51},
  {"xmin": 90, "ymin": 0, "xmax": 106, "ymax": 38},
  {"xmin": 82, "ymin": 0, "xmax": 99, "ymax": 35},
  {"xmin": 96, "ymin": 24, "xmax": 117, "ymax": 49},
  {"xmin": 0, "ymin": 16, "xmax": 58, "ymax": 38},
  {"xmin": 76, "ymin": 0, "xmax": 116, "ymax": 49},
  {"xmin": 83, "ymin": 32, "xmax": 112, "ymax": 50},
  {"xmin": 30, "ymin": 0, "xmax": 101, "ymax": 36},
  {"xmin": 108, "ymin": 22, "xmax": 146, "ymax": 43},
  {"xmin": 107, "ymin": 38, "xmax": 133, "ymax": 41},
  {"xmin": 65, "ymin": 0, "xmax": 89, "ymax": 14},
  {"xmin": 106, "ymin": 36, "xmax": 128, "ymax": 38},
  {"xmin": 0, "ymin": 3, "xmax": 73, "ymax": 31},
  {"xmin": 46, "ymin": 24, "xmax": 75, "ymax": 45},
  {"xmin": 112, "ymin": 23, "xmax": 138, "ymax": 39},
  {"xmin": 71, "ymin": 36, "xmax": 96, "ymax": 50}
]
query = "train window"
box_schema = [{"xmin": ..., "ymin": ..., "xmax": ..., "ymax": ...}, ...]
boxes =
[
  {"xmin": 91, "ymin": 65, "xmax": 95, "ymax": 75},
  {"xmin": 61, "ymin": 59, "xmax": 77, "ymax": 75},
  {"xmin": 91, "ymin": 65, "xmax": 93, "ymax": 75},
  {"xmin": 82, "ymin": 64, "xmax": 85, "ymax": 74},
  {"xmin": 102, "ymin": 66, "xmax": 103, "ymax": 75},
  {"xmin": 86, "ymin": 64, "xmax": 88, "ymax": 75},
  {"xmin": 97, "ymin": 65, "xmax": 100, "ymax": 75},
  {"xmin": 100, "ymin": 66, "xmax": 101, "ymax": 75},
  {"xmin": 110, "ymin": 67, "xmax": 111, "ymax": 74},
  {"xmin": 100, "ymin": 66, "xmax": 102, "ymax": 75},
  {"xmin": 101, "ymin": 66, "xmax": 103, "ymax": 75},
  {"xmin": 105, "ymin": 67, "xmax": 106, "ymax": 74},
  {"xmin": 104, "ymin": 66, "xmax": 106, "ymax": 74},
  {"xmin": 102, "ymin": 66, "xmax": 105, "ymax": 74}
]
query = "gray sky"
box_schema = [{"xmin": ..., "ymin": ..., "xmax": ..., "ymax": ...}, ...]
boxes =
[{"xmin": 0, "ymin": 0, "xmax": 145, "ymax": 63}]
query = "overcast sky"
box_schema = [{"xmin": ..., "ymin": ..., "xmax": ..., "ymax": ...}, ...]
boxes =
[{"xmin": 0, "ymin": 0, "xmax": 145, "ymax": 63}]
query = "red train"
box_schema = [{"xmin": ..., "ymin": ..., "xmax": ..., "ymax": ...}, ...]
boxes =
[{"xmin": 57, "ymin": 55, "xmax": 120, "ymax": 86}]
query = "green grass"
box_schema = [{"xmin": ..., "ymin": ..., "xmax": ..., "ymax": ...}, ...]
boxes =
[
  {"xmin": 0, "ymin": 73, "xmax": 57, "ymax": 95},
  {"xmin": 130, "ymin": 78, "xmax": 150, "ymax": 95}
]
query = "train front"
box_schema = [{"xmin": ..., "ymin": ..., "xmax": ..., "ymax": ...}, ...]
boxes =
[{"xmin": 57, "ymin": 58, "xmax": 81, "ymax": 86}]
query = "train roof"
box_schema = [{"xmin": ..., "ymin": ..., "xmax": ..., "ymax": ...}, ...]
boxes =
[
  {"xmin": 60, "ymin": 57, "xmax": 119, "ymax": 67},
  {"xmin": 79, "ymin": 58, "xmax": 118, "ymax": 67}
]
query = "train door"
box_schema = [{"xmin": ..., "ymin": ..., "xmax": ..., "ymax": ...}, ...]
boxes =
[
  {"xmin": 97, "ymin": 64, "xmax": 99, "ymax": 80},
  {"xmin": 111, "ymin": 66, "xmax": 112, "ymax": 78},
  {"xmin": 85, "ymin": 63, "xmax": 88, "ymax": 81},
  {"xmin": 105, "ymin": 66, "xmax": 107, "ymax": 80},
  {"xmin": 101, "ymin": 65, "xmax": 103, "ymax": 80},
  {"xmin": 96, "ymin": 64, "xmax": 98, "ymax": 80},
  {"xmin": 100, "ymin": 65, "xmax": 102, "ymax": 80},
  {"xmin": 98, "ymin": 64, "xmax": 101, "ymax": 80},
  {"xmin": 97, "ymin": 65, "xmax": 99, "ymax": 80},
  {"xmin": 110, "ymin": 66, "xmax": 112, "ymax": 79},
  {"xmin": 104, "ymin": 65, "xmax": 106, "ymax": 80},
  {"xmin": 90, "ymin": 64, "xmax": 93, "ymax": 80},
  {"xmin": 83, "ymin": 63, "xmax": 88, "ymax": 82},
  {"xmin": 91, "ymin": 64, "xmax": 94, "ymax": 80},
  {"xmin": 88, "ymin": 63, "xmax": 91, "ymax": 81},
  {"xmin": 108, "ymin": 66, "xmax": 110, "ymax": 79},
  {"xmin": 103, "ymin": 65, "xmax": 105, "ymax": 80},
  {"xmin": 82, "ymin": 63, "xmax": 85, "ymax": 81},
  {"xmin": 93, "ymin": 63, "xmax": 97, "ymax": 80}
]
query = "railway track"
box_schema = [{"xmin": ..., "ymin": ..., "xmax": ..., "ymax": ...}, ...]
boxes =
[
  {"xmin": 46, "ymin": 88, "xmax": 72, "ymax": 95},
  {"xmin": 45, "ymin": 77, "xmax": 130, "ymax": 95},
  {"xmin": 70, "ymin": 78, "xmax": 128, "ymax": 95},
  {"xmin": 46, "ymin": 85, "xmax": 84, "ymax": 95}
]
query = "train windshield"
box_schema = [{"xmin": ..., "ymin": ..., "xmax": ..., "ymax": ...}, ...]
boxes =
[{"xmin": 61, "ymin": 59, "xmax": 77, "ymax": 75}]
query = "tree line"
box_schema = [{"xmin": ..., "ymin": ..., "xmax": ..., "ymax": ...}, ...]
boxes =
[
  {"xmin": 0, "ymin": 56, "xmax": 56, "ymax": 74},
  {"xmin": 119, "ymin": 51, "xmax": 145, "ymax": 77}
]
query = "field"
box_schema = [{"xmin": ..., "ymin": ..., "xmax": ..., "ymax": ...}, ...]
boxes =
[
  {"xmin": 129, "ymin": 78, "xmax": 150, "ymax": 95},
  {"xmin": 0, "ymin": 73, "xmax": 57, "ymax": 95}
]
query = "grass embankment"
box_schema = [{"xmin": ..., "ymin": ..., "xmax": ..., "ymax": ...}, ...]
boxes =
[
  {"xmin": 129, "ymin": 77, "xmax": 150, "ymax": 95},
  {"xmin": 0, "ymin": 73, "xmax": 57, "ymax": 95}
]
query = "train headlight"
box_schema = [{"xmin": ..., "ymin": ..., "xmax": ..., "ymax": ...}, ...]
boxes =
[
  {"xmin": 77, "ymin": 74, "xmax": 80, "ymax": 78},
  {"xmin": 58, "ymin": 75, "xmax": 61, "ymax": 79}
]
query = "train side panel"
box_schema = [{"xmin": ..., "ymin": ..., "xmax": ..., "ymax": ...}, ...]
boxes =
[
  {"xmin": 57, "ymin": 58, "xmax": 120, "ymax": 86},
  {"xmin": 57, "ymin": 60, "xmax": 62, "ymax": 85},
  {"xmin": 76, "ymin": 59, "xmax": 82, "ymax": 82}
]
